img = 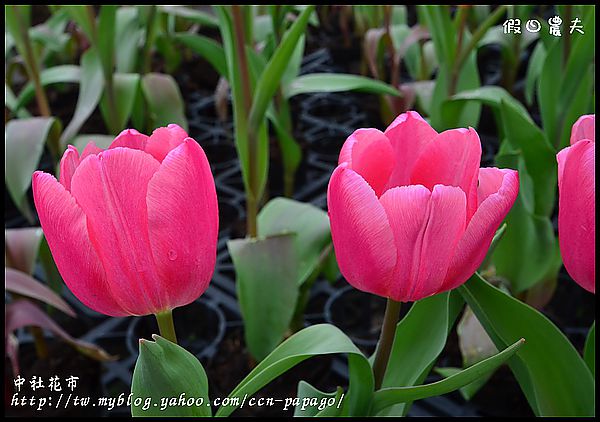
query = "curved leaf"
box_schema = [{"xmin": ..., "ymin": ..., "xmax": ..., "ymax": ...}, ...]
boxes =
[
  {"xmin": 159, "ymin": 5, "xmax": 218, "ymax": 27},
  {"xmin": 284, "ymin": 73, "xmax": 399, "ymax": 99},
  {"xmin": 257, "ymin": 197, "xmax": 331, "ymax": 286},
  {"xmin": 14, "ymin": 65, "xmax": 80, "ymax": 111},
  {"xmin": 227, "ymin": 234, "xmax": 299, "ymax": 361},
  {"xmin": 247, "ymin": 5, "xmax": 314, "ymax": 134},
  {"xmin": 458, "ymin": 273, "xmax": 595, "ymax": 416},
  {"xmin": 5, "ymin": 268, "xmax": 75, "ymax": 317},
  {"xmin": 294, "ymin": 382, "xmax": 344, "ymax": 417},
  {"xmin": 377, "ymin": 291, "xmax": 463, "ymax": 416},
  {"xmin": 371, "ymin": 338, "xmax": 524, "ymax": 414},
  {"xmin": 174, "ymin": 33, "xmax": 227, "ymax": 77},
  {"xmin": 215, "ymin": 324, "xmax": 373, "ymax": 417},
  {"xmin": 584, "ymin": 322, "xmax": 595, "ymax": 377},
  {"xmin": 60, "ymin": 48, "xmax": 104, "ymax": 146},
  {"xmin": 131, "ymin": 335, "xmax": 211, "ymax": 417},
  {"xmin": 5, "ymin": 227, "xmax": 44, "ymax": 275},
  {"xmin": 141, "ymin": 73, "xmax": 188, "ymax": 131},
  {"xmin": 5, "ymin": 117, "xmax": 62, "ymax": 219}
]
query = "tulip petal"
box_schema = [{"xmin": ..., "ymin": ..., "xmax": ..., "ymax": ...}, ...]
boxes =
[
  {"xmin": 32, "ymin": 171, "xmax": 127, "ymax": 316},
  {"xmin": 70, "ymin": 148, "xmax": 163, "ymax": 315},
  {"xmin": 79, "ymin": 141, "xmax": 103, "ymax": 160},
  {"xmin": 146, "ymin": 139, "xmax": 219, "ymax": 309},
  {"xmin": 379, "ymin": 185, "xmax": 431, "ymax": 301},
  {"xmin": 410, "ymin": 127, "xmax": 481, "ymax": 221},
  {"xmin": 558, "ymin": 140, "xmax": 595, "ymax": 292},
  {"xmin": 59, "ymin": 146, "xmax": 80, "ymax": 191},
  {"xmin": 327, "ymin": 165, "xmax": 396, "ymax": 297},
  {"xmin": 145, "ymin": 124, "xmax": 189, "ymax": 162},
  {"xmin": 443, "ymin": 168, "xmax": 519, "ymax": 291},
  {"xmin": 338, "ymin": 128, "xmax": 395, "ymax": 196},
  {"xmin": 109, "ymin": 128, "xmax": 149, "ymax": 150},
  {"xmin": 570, "ymin": 114, "xmax": 595, "ymax": 145},
  {"xmin": 384, "ymin": 110, "xmax": 438, "ymax": 188}
]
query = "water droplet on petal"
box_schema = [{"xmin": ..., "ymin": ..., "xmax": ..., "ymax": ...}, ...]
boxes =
[{"xmin": 168, "ymin": 250, "xmax": 177, "ymax": 261}]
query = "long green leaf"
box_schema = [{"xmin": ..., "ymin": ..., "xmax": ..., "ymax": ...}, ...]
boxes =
[
  {"xmin": 228, "ymin": 234, "xmax": 299, "ymax": 361},
  {"xmin": 159, "ymin": 5, "xmax": 218, "ymax": 27},
  {"xmin": 60, "ymin": 48, "xmax": 104, "ymax": 146},
  {"xmin": 284, "ymin": 73, "xmax": 399, "ymax": 99},
  {"xmin": 257, "ymin": 197, "xmax": 331, "ymax": 286},
  {"xmin": 14, "ymin": 65, "xmax": 80, "ymax": 111},
  {"xmin": 131, "ymin": 335, "xmax": 211, "ymax": 417},
  {"xmin": 5, "ymin": 117, "xmax": 62, "ymax": 220},
  {"xmin": 215, "ymin": 324, "xmax": 373, "ymax": 417},
  {"xmin": 174, "ymin": 33, "xmax": 227, "ymax": 76},
  {"xmin": 247, "ymin": 5, "xmax": 314, "ymax": 135},
  {"xmin": 377, "ymin": 291, "xmax": 463, "ymax": 416},
  {"xmin": 584, "ymin": 322, "xmax": 595, "ymax": 377},
  {"xmin": 458, "ymin": 273, "xmax": 595, "ymax": 416},
  {"xmin": 294, "ymin": 382, "xmax": 344, "ymax": 417},
  {"xmin": 141, "ymin": 73, "xmax": 188, "ymax": 131},
  {"xmin": 372, "ymin": 338, "xmax": 524, "ymax": 414},
  {"xmin": 99, "ymin": 73, "xmax": 140, "ymax": 131}
]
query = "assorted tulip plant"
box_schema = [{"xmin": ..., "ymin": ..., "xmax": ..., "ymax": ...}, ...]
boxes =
[{"xmin": 5, "ymin": 4, "xmax": 595, "ymax": 419}]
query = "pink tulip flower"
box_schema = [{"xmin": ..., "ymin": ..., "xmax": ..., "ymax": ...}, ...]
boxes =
[
  {"xmin": 327, "ymin": 111, "xmax": 519, "ymax": 302},
  {"xmin": 32, "ymin": 125, "xmax": 219, "ymax": 316},
  {"xmin": 557, "ymin": 114, "xmax": 595, "ymax": 293}
]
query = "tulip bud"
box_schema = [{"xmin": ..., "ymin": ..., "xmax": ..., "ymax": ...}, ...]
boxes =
[
  {"xmin": 32, "ymin": 125, "xmax": 219, "ymax": 316},
  {"xmin": 557, "ymin": 115, "xmax": 595, "ymax": 293},
  {"xmin": 327, "ymin": 111, "xmax": 519, "ymax": 302}
]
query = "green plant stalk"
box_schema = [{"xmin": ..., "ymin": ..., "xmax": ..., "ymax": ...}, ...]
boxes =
[
  {"xmin": 289, "ymin": 244, "xmax": 333, "ymax": 333},
  {"xmin": 141, "ymin": 5, "xmax": 158, "ymax": 74},
  {"xmin": 10, "ymin": 6, "xmax": 51, "ymax": 117},
  {"xmin": 450, "ymin": 5, "xmax": 507, "ymax": 95},
  {"xmin": 274, "ymin": 91, "xmax": 297, "ymax": 197},
  {"xmin": 232, "ymin": 5, "xmax": 259, "ymax": 237},
  {"xmin": 155, "ymin": 310, "xmax": 177, "ymax": 344},
  {"xmin": 448, "ymin": 5, "xmax": 470, "ymax": 96},
  {"xmin": 372, "ymin": 299, "xmax": 402, "ymax": 390}
]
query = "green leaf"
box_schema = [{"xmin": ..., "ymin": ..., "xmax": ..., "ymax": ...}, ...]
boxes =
[
  {"xmin": 281, "ymin": 34, "xmax": 305, "ymax": 88},
  {"xmin": 99, "ymin": 73, "xmax": 140, "ymax": 131},
  {"xmin": 442, "ymin": 86, "xmax": 530, "ymax": 126},
  {"xmin": 114, "ymin": 7, "xmax": 142, "ymax": 73},
  {"xmin": 257, "ymin": 197, "xmax": 331, "ymax": 286},
  {"xmin": 491, "ymin": 151, "xmax": 560, "ymax": 293},
  {"xmin": 371, "ymin": 338, "xmax": 524, "ymax": 415},
  {"xmin": 266, "ymin": 107, "xmax": 302, "ymax": 191},
  {"xmin": 5, "ymin": 84, "xmax": 31, "ymax": 118},
  {"xmin": 60, "ymin": 48, "xmax": 104, "ymax": 146},
  {"xmin": 294, "ymin": 382, "xmax": 344, "ymax": 417},
  {"xmin": 418, "ymin": 5, "xmax": 455, "ymax": 67},
  {"xmin": 215, "ymin": 324, "xmax": 373, "ymax": 417},
  {"xmin": 63, "ymin": 6, "xmax": 95, "ymax": 44},
  {"xmin": 227, "ymin": 234, "xmax": 299, "ymax": 361},
  {"xmin": 525, "ymin": 42, "xmax": 546, "ymax": 106},
  {"xmin": 131, "ymin": 335, "xmax": 211, "ymax": 417},
  {"xmin": 141, "ymin": 73, "xmax": 188, "ymax": 131},
  {"xmin": 4, "ymin": 226, "xmax": 44, "ymax": 275},
  {"xmin": 14, "ymin": 65, "xmax": 80, "ymax": 112},
  {"xmin": 434, "ymin": 367, "xmax": 490, "ymax": 401},
  {"xmin": 174, "ymin": 33, "xmax": 227, "ymax": 77},
  {"xmin": 499, "ymin": 99, "xmax": 556, "ymax": 216},
  {"xmin": 97, "ymin": 6, "xmax": 117, "ymax": 76},
  {"xmin": 584, "ymin": 322, "xmax": 595, "ymax": 377},
  {"xmin": 284, "ymin": 73, "xmax": 400, "ymax": 99},
  {"xmin": 5, "ymin": 117, "xmax": 62, "ymax": 220},
  {"xmin": 247, "ymin": 5, "xmax": 314, "ymax": 135},
  {"xmin": 159, "ymin": 5, "xmax": 218, "ymax": 27},
  {"xmin": 378, "ymin": 291, "xmax": 463, "ymax": 416},
  {"xmin": 72, "ymin": 134, "xmax": 115, "ymax": 151},
  {"xmin": 458, "ymin": 273, "xmax": 595, "ymax": 416}
]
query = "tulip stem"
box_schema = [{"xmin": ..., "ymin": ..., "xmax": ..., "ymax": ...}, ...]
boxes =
[
  {"xmin": 155, "ymin": 310, "xmax": 178, "ymax": 344},
  {"xmin": 372, "ymin": 298, "xmax": 402, "ymax": 390}
]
